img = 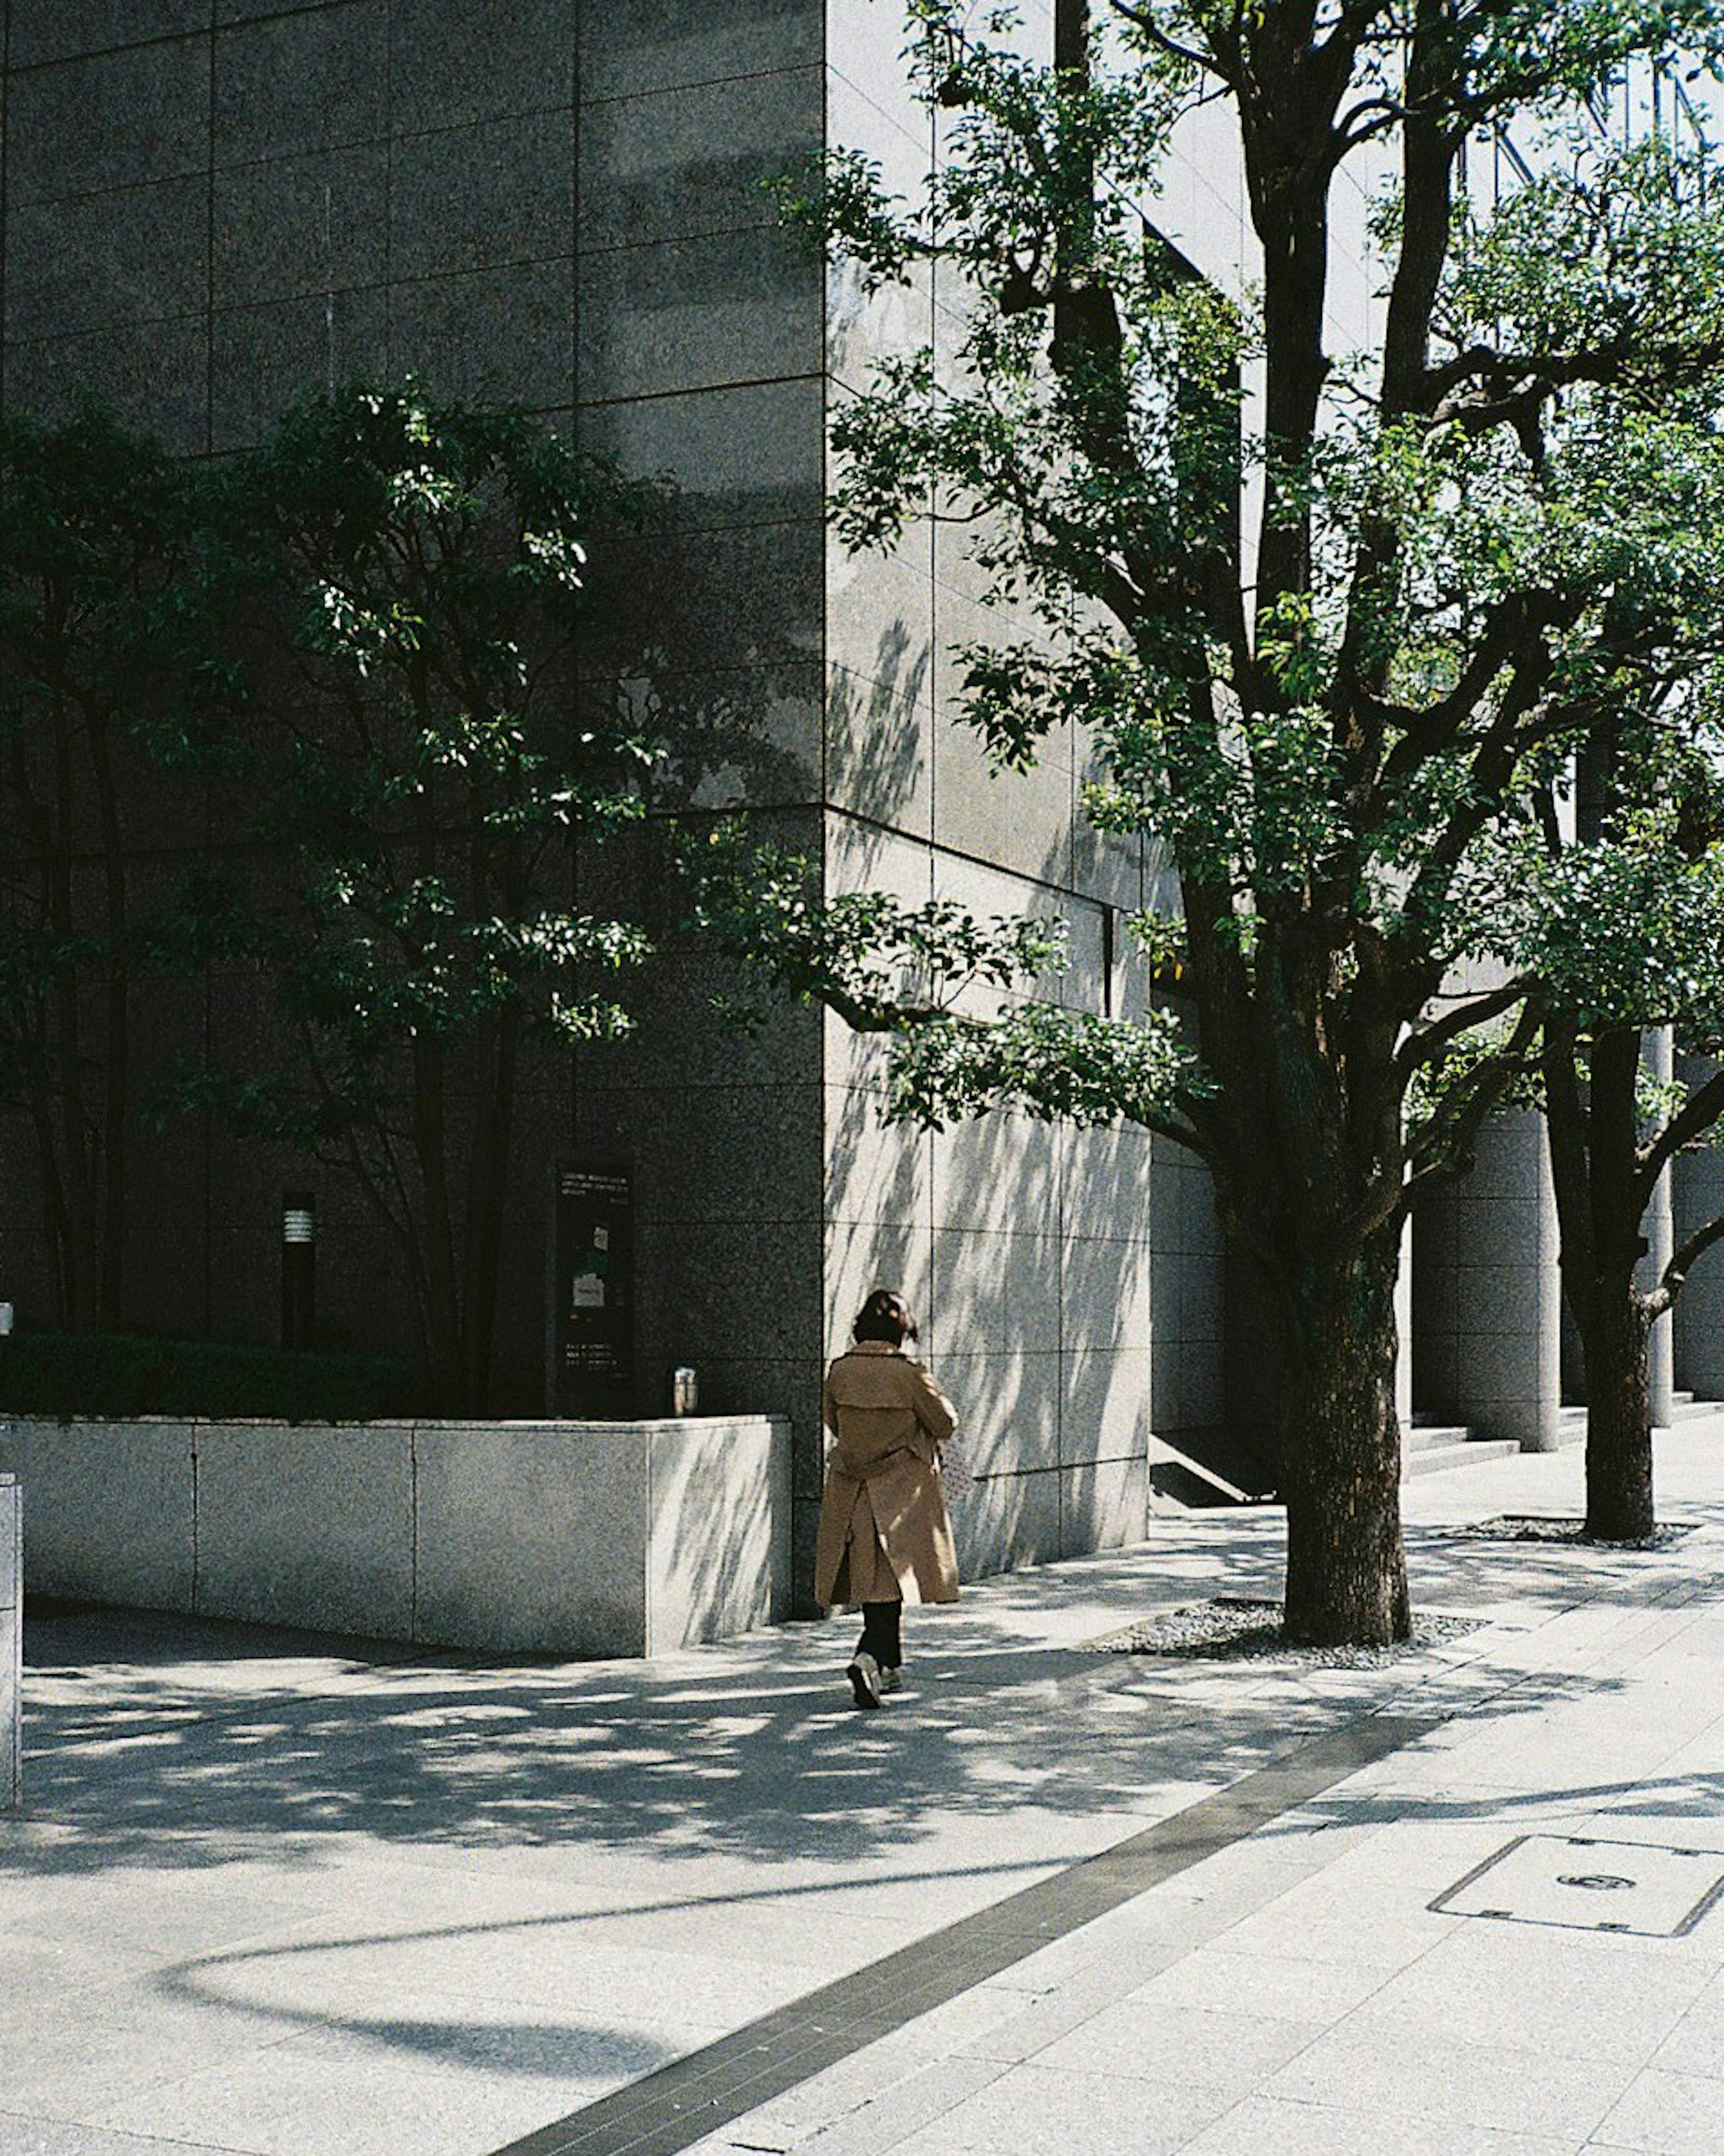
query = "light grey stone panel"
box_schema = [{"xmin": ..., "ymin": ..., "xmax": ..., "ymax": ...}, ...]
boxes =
[
  {"xmin": 930, "ymin": 1227, "xmax": 1063, "ymax": 1355},
  {"xmin": 1060, "ymin": 1451, "xmax": 1148, "ymax": 1558},
  {"xmin": 828, "ymin": 53, "xmax": 930, "ymax": 208},
  {"xmin": 828, "ymin": 253, "xmax": 932, "ymax": 397},
  {"xmin": 1061, "ymin": 1346, "xmax": 1152, "ymax": 1466},
  {"xmin": 954, "ymin": 1465, "xmax": 1061, "ymax": 1581},
  {"xmin": 213, "ymin": 146, "xmax": 389, "ymax": 308},
  {"xmin": 933, "ymin": 1349, "xmax": 1061, "ymax": 1474},
  {"xmin": 1158, "ymin": 1335, "xmax": 1227, "ymax": 1431},
  {"xmin": 392, "ymin": 0, "xmax": 577, "ymax": 131},
  {"xmin": 826, "ymin": 1097, "xmax": 932, "ymax": 1235},
  {"xmin": 1, "ymin": 1475, "xmax": 19, "ymax": 1810},
  {"xmin": 389, "ymin": 260, "xmax": 575, "ymax": 409},
  {"xmin": 6, "ymin": 40, "xmax": 210, "ymax": 204},
  {"xmin": 582, "ymin": 0, "xmax": 820, "ymax": 101},
  {"xmin": 4, "ymin": 317, "xmax": 210, "ymax": 451},
  {"xmin": 826, "ymin": 815, "xmax": 935, "ymax": 923},
  {"xmin": 930, "ymin": 1111, "xmax": 1062, "ymax": 1235},
  {"xmin": 1438, "ymin": 1109, "xmax": 1562, "ymax": 1448},
  {"xmin": 1064, "ymin": 1120, "xmax": 1154, "ymax": 1237},
  {"xmin": 828, "ymin": 511, "xmax": 933, "ymax": 690},
  {"xmin": 194, "ymin": 1421, "xmax": 413, "ymax": 1636},
  {"xmin": 644, "ymin": 1415, "xmax": 790, "ymax": 1647},
  {"xmin": 1069, "ymin": 813, "xmax": 1146, "ymax": 914},
  {"xmin": 578, "ymin": 225, "xmax": 818, "ymax": 403},
  {"xmin": 828, "ymin": 687, "xmax": 934, "ymax": 845},
  {"xmin": 0, "ymin": 1420, "xmax": 194, "ymax": 1610},
  {"xmin": 932, "ymin": 706, "xmax": 1074, "ymax": 889},
  {"xmin": 413, "ymin": 1421, "xmax": 647, "ymax": 1653},
  {"xmin": 391, "ymin": 113, "xmax": 575, "ymax": 282},
  {"xmin": 1063, "ymin": 1236, "xmax": 1152, "ymax": 1358},
  {"xmin": 825, "ymin": 1215, "xmax": 935, "ymax": 1358},
  {"xmin": 11, "ymin": 2, "xmax": 209, "ymax": 65},
  {"xmin": 213, "ymin": 3, "xmax": 390, "ymax": 165},
  {"xmin": 1060, "ymin": 899, "xmax": 1108, "ymax": 1016},
  {"xmin": 579, "ymin": 379, "xmax": 823, "ymax": 528},
  {"xmin": 210, "ymin": 288, "xmax": 390, "ymax": 453},
  {"xmin": 578, "ymin": 68, "xmax": 823, "ymax": 252},
  {"xmin": 5, "ymin": 179, "xmax": 207, "ymax": 342}
]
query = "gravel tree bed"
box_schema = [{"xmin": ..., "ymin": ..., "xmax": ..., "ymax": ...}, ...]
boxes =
[
  {"xmin": 1088, "ymin": 1596, "xmax": 1480, "ymax": 1667},
  {"xmin": 1448, "ymin": 1515, "xmax": 1695, "ymax": 1550}
]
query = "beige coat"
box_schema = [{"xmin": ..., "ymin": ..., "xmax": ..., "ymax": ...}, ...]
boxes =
[{"xmin": 814, "ymin": 1341, "xmax": 961, "ymax": 1608}]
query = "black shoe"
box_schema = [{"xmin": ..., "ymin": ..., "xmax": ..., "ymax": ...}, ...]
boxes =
[{"xmin": 847, "ymin": 1651, "xmax": 882, "ymax": 1708}]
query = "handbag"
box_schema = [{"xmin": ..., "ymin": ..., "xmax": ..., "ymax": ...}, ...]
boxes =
[{"xmin": 937, "ymin": 1430, "xmax": 975, "ymax": 1498}]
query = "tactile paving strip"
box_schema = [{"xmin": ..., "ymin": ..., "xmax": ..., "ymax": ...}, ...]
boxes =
[{"xmin": 488, "ymin": 1715, "xmax": 1433, "ymax": 2156}]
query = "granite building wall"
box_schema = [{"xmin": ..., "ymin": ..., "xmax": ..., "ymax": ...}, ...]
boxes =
[{"xmin": 0, "ymin": 0, "xmax": 1165, "ymax": 1602}]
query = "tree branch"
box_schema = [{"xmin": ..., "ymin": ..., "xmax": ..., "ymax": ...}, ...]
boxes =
[
  {"xmin": 1394, "ymin": 975, "xmax": 1535, "ymax": 1085},
  {"xmin": 1636, "ymin": 1065, "xmax": 1724, "ymax": 1207},
  {"xmin": 1653, "ymin": 1208, "xmax": 1724, "ymax": 1319}
]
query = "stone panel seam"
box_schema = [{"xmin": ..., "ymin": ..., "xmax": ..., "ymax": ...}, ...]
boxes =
[
  {"xmin": 580, "ymin": 64, "xmax": 823, "ymax": 115},
  {"xmin": 576, "ymin": 370, "xmax": 824, "ymax": 413}
]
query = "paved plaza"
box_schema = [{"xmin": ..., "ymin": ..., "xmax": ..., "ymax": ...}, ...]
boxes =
[{"xmin": 2, "ymin": 1426, "xmax": 1723, "ymax": 2156}]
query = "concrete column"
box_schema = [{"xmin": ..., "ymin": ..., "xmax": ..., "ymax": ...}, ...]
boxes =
[
  {"xmin": 1642, "ymin": 1029, "xmax": 1676, "ymax": 1429},
  {"xmin": 1394, "ymin": 1212, "xmax": 1413, "ymax": 1434},
  {"xmin": 1673, "ymin": 1055, "xmax": 1724, "ymax": 1401},
  {"xmin": 1416, "ymin": 1109, "xmax": 1562, "ymax": 1451}
]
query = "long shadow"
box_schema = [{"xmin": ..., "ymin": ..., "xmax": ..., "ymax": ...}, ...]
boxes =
[{"xmin": 8, "ymin": 1522, "xmax": 1679, "ymax": 1886}]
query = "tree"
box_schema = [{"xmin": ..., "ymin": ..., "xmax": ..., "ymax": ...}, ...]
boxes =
[
  {"xmin": 0, "ymin": 406, "xmax": 221, "ymax": 1328},
  {"xmin": 184, "ymin": 386, "xmax": 663, "ymax": 1410},
  {"xmin": 1499, "ymin": 734, "xmax": 1724, "ymax": 1540},
  {"xmin": 704, "ymin": 0, "xmax": 1724, "ymax": 1641},
  {"xmin": 1442, "ymin": 131, "xmax": 1724, "ymax": 1541}
]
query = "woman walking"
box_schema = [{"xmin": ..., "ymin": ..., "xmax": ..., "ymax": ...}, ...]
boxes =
[{"xmin": 814, "ymin": 1289, "xmax": 961, "ymax": 1707}]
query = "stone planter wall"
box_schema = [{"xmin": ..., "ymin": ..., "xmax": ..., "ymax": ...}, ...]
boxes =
[{"xmin": 0, "ymin": 1416, "xmax": 790, "ymax": 1658}]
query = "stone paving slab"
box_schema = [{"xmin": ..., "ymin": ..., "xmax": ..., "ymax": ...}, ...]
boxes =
[{"xmin": 1, "ymin": 1423, "xmax": 1722, "ymax": 2156}]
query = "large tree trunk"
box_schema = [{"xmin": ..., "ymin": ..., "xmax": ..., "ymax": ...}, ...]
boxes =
[
  {"xmin": 1579, "ymin": 1277, "xmax": 1656, "ymax": 1541},
  {"xmin": 1271, "ymin": 1225, "xmax": 1411, "ymax": 1645}
]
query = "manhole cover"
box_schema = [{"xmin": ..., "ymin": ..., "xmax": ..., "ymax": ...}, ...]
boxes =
[{"xmin": 1432, "ymin": 1835, "xmax": 1724, "ymax": 1936}]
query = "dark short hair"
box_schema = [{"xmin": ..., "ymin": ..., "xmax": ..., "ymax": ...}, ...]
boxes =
[{"xmin": 852, "ymin": 1288, "xmax": 919, "ymax": 1346}]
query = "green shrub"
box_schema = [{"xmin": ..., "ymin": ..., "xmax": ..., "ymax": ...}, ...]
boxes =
[{"xmin": 0, "ymin": 1333, "xmax": 418, "ymax": 1421}]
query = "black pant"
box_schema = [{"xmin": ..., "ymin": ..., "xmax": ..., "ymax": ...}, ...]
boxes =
[{"xmin": 857, "ymin": 1599, "xmax": 902, "ymax": 1669}]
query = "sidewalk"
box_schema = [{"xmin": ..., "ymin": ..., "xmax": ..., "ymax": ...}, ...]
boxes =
[{"xmin": 2, "ymin": 1425, "xmax": 1722, "ymax": 2156}]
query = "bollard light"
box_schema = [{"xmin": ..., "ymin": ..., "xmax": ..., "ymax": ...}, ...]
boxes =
[{"xmin": 281, "ymin": 1190, "xmax": 315, "ymax": 1350}]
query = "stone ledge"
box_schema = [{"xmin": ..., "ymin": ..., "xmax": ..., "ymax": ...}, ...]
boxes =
[{"xmin": 0, "ymin": 1415, "xmax": 790, "ymax": 1658}]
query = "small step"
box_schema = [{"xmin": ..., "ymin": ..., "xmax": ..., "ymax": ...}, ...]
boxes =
[
  {"xmin": 1403, "ymin": 1437, "xmax": 1521, "ymax": 1479},
  {"xmin": 1404, "ymin": 1419, "xmax": 1473, "ymax": 1454}
]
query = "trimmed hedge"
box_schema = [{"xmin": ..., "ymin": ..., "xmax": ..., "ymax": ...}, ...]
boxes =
[{"xmin": 0, "ymin": 1332, "xmax": 418, "ymax": 1422}]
